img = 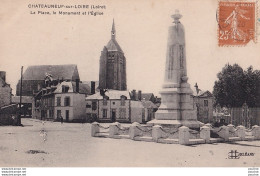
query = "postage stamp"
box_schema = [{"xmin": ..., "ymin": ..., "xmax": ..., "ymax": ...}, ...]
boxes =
[{"xmin": 218, "ymin": 0, "xmax": 257, "ymax": 46}]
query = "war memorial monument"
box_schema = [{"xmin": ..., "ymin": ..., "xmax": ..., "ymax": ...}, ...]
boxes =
[{"xmin": 148, "ymin": 10, "xmax": 203, "ymax": 128}]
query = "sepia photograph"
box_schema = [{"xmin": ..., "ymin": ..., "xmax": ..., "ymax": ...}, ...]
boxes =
[{"xmin": 0, "ymin": 0, "xmax": 260, "ymax": 174}]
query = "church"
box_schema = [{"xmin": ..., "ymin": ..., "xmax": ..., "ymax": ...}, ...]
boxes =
[
  {"xmin": 99, "ymin": 20, "xmax": 127, "ymax": 91},
  {"xmin": 86, "ymin": 20, "xmax": 157, "ymax": 123}
]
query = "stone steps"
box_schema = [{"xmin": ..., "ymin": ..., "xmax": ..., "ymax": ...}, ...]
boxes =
[
  {"xmin": 113, "ymin": 134, "xmax": 130, "ymax": 139},
  {"xmin": 95, "ymin": 132, "xmax": 109, "ymax": 138},
  {"xmin": 188, "ymin": 139, "xmax": 205, "ymax": 145},
  {"xmin": 245, "ymin": 136, "xmax": 255, "ymax": 141},
  {"xmin": 228, "ymin": 137, "xmax": 240, "ymax": 141},
  {"xmin": 209, "ymin": 138, "xmax": 224, "ymax": 143},
  {"xmin": 158, "ymin": 138, "xmax": 179, "ymax": 144},
  {"xmin": 134, "ymin": 136, "xmax": 153, "ymax": 142}
]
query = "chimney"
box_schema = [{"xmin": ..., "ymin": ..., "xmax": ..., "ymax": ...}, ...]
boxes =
[
  {"xmin": 91, "ymin": 81, "xmax": 95, "ymax": 94},
  {"xmin": 138, "ymin": 90, "xmax": 142, "ymax": 101},
  {"xmin": 132, "ymin": 89, "xmax": 136, "ymax": 100},
  {"xmin": 76, "ymin": 79, "xmax": 79, "ymax": 93},
  {"xmin": 0, "ymin": 71, "xmax": 6, "ymax": 82}
]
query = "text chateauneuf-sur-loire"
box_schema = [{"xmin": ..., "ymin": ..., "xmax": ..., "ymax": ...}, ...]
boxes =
[{"xmin": 29, "ymin": 4, "xmax": 106, "ymax": 16}]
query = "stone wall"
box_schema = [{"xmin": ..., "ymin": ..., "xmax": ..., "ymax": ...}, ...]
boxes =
[{"xmin": 0, "ymin": 84, "xmax": 12, "ymax": 108}]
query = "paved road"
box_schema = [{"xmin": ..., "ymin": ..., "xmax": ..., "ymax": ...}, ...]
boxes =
[{"xmin": 0, "ymin": 119, "xmax": 259, "ymax": 167}]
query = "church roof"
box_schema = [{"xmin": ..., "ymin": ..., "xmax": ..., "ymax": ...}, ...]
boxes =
[
  {"xmin": 106, "ymin": 39, "xmax": 123, "ymax": 52},
  {"xmin": 105, "ymin": 19, "xmax": 124, "ymax": 53},
  {"xmin": 22, "ymin": 64, "xmax": 79, "ymax": 81}
]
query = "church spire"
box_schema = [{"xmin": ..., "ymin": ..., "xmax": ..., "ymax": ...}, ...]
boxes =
[{"xmin": 111, "ymin": 19, "xmax": 116, "ymax": 39}]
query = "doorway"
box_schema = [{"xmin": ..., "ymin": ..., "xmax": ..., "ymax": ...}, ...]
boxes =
[
  {"xmin": 111, "ymin": 109, "xmax": 116, "ymax": 122},
  {"xmin": 66, "ymin": 110, "xmax": 69, "ymax": 122}
]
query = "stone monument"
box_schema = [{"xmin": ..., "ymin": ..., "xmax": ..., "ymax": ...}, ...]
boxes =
[{"xmin": 148, "ymin": 10, "xmax": 203, "ymax": 128}]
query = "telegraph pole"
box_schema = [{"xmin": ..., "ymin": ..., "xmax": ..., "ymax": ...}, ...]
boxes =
[{"xmin": 18, "ymin": 66, "xmax": 23, "ymax": 126}]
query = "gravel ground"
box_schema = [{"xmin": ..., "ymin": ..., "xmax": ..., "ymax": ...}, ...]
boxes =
[{"xmin": 0, "ymin": 118, "xmax": 259, "ymax": 167}]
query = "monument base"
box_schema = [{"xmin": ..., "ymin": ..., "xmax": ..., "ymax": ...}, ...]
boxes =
[{"xmin": 147, "ymin": 119, "xmax": 204, "ymax": 129}]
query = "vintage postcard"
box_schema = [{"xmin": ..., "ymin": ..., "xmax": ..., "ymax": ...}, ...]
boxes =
[{"xmin": 0, "ymin": 0, "xmax": 260, "ymax": 172}]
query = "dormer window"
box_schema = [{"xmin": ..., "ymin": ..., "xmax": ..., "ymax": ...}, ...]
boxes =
[
  {"xmin": 62, "ymin": 85, "xmax": 69, "ymax": 93},
  {"xmin": 121, "ymin": 96, "xmax": 126, "ymax": 106}
]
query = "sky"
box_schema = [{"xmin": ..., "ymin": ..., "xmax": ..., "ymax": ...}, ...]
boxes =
[{"xmin": 0, "ymin": 0, "xmax": 259, "ymax": 96}]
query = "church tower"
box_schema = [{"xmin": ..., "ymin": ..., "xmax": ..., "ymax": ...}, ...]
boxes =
[{"xmin": 99, "ymin": 20, "xmax": 127, "ymax": 90}]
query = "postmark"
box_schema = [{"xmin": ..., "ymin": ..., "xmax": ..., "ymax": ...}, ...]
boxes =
[{"xmin": 218, "ymin": 0, "xmax": 257, "ymax": 46}]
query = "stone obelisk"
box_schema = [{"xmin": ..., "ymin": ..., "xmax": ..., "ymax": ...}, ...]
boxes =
[{"xmin": 148, "ymin": 10, "xmax": 203, "ymax": 128}]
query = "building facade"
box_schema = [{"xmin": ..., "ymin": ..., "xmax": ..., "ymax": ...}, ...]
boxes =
[
  {"xmin": 0, "ymin": 71, "xmax": 12, "ymax": 108},
  {"xmin": 16, "ymin": 64, "xmax": 80, "ymax": 118},
  {"xmin": 86, "ymin": 90, "xmax": 130, "ymax": 123},
  {"xmin": 99, "ymin": 20, "xmax": 127, "ymax": 91},
  {"xmin": 86, "ymin": 90, "xmax": 157, "ymax": 123},
  {"xmin": 192, "ymin": 90, "xmax": 214, "ymax": 123},
  {"xmin": 0, "ymin": 71, "xmax": 16, "ymax": 125},
  {"xmin": 33, "ymin": 80, "xmax": 89, "ymax": 122}
]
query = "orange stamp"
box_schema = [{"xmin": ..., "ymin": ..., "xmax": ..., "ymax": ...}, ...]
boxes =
[{"xmin": 218, "ymin": 1, "xmax": 257, "ymax": 46}]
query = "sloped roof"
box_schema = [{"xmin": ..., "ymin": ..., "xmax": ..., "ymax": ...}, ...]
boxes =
[
  {"xmin": 141, "ymin": 100, "xmax": 157, "ymax": 109},
  {"xmin": 106, "ymin": 39, "xmax": 123, "ymax": 52},
  {"xmin": 54, "ymin": 81, "xmax": 89, "ymax": 94},
  {"xmin": 0, "ymin": 77, "xmax": 10, "ymax": 88},
  {"xmin": 82, "ymin": 81, "xmax": 99, "ymax": 90},
  {"xmin": 86, "ymin": 90, "xmax": 130, "ymax": 100},
  {"xmin": 22, "ymin": 64, "xmax": 79, "ymax": 81},
  {"xmin": 192, "ymin": 88, "xmax": 213, "ymax": 97},
  {"xmin": 85, "ymin": 92, "xmax": 103, "ymax": 100},
  {"xmin": 141, "ymin": 93, "xmax": 154, "ymax": 101},
  {"xmin": 71, "ymin": 82, "xmax": 90, "ymax": 94}
]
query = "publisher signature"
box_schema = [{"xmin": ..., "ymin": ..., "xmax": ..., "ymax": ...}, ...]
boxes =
[{"xmin": 228, "ymin": 150, "xmax": 255, "ymax": 159}]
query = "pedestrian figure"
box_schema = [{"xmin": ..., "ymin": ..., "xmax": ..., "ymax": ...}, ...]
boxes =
[
  {"xmin": 43, "ymin": 131, "xmax": 47, "ymax": 142},
  {"xmin": 60, "ymin": 115, "xmax": 64, "ymax": 124},
  {"xmin": 11, "ymin": 115, "xmax": 16, "ymax": 126},
  {"xmin": 40, "ymin": 130, "xmax": 47, "ymax": 142},
  {"xmin": 82, "ymin": 117, "xmax": 85, "ymax": 125}
]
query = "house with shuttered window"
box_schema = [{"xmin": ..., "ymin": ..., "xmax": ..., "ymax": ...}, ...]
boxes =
[
  {"xmin": 86, "ymin": 90, "xmax": 131, "ymax": 123},
  {"xmin": 86, "ymin": 90, "xmax": 157, "ymax": 123},
  {"xmin": 33, "ymin": 80, "xmax": 89, "ymax": 122}
]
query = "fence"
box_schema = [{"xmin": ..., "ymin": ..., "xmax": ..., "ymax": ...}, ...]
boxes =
[
  {"xmin": 230, "ymin": 107, "xmax": 260, "ymax": 127},
  {"xmin": 91, "ymin": 122, "xmax": 260, "ymax": 145}
]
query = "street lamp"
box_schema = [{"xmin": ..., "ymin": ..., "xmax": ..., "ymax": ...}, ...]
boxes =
[{"xmin": 18, "ymin": 66, "xmax": 23, "ymax": 126}]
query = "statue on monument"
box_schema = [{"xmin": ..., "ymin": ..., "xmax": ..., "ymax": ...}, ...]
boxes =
[{"xmin": 148, "ymin": 10, "xmax": 204, "ymax": 128}]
